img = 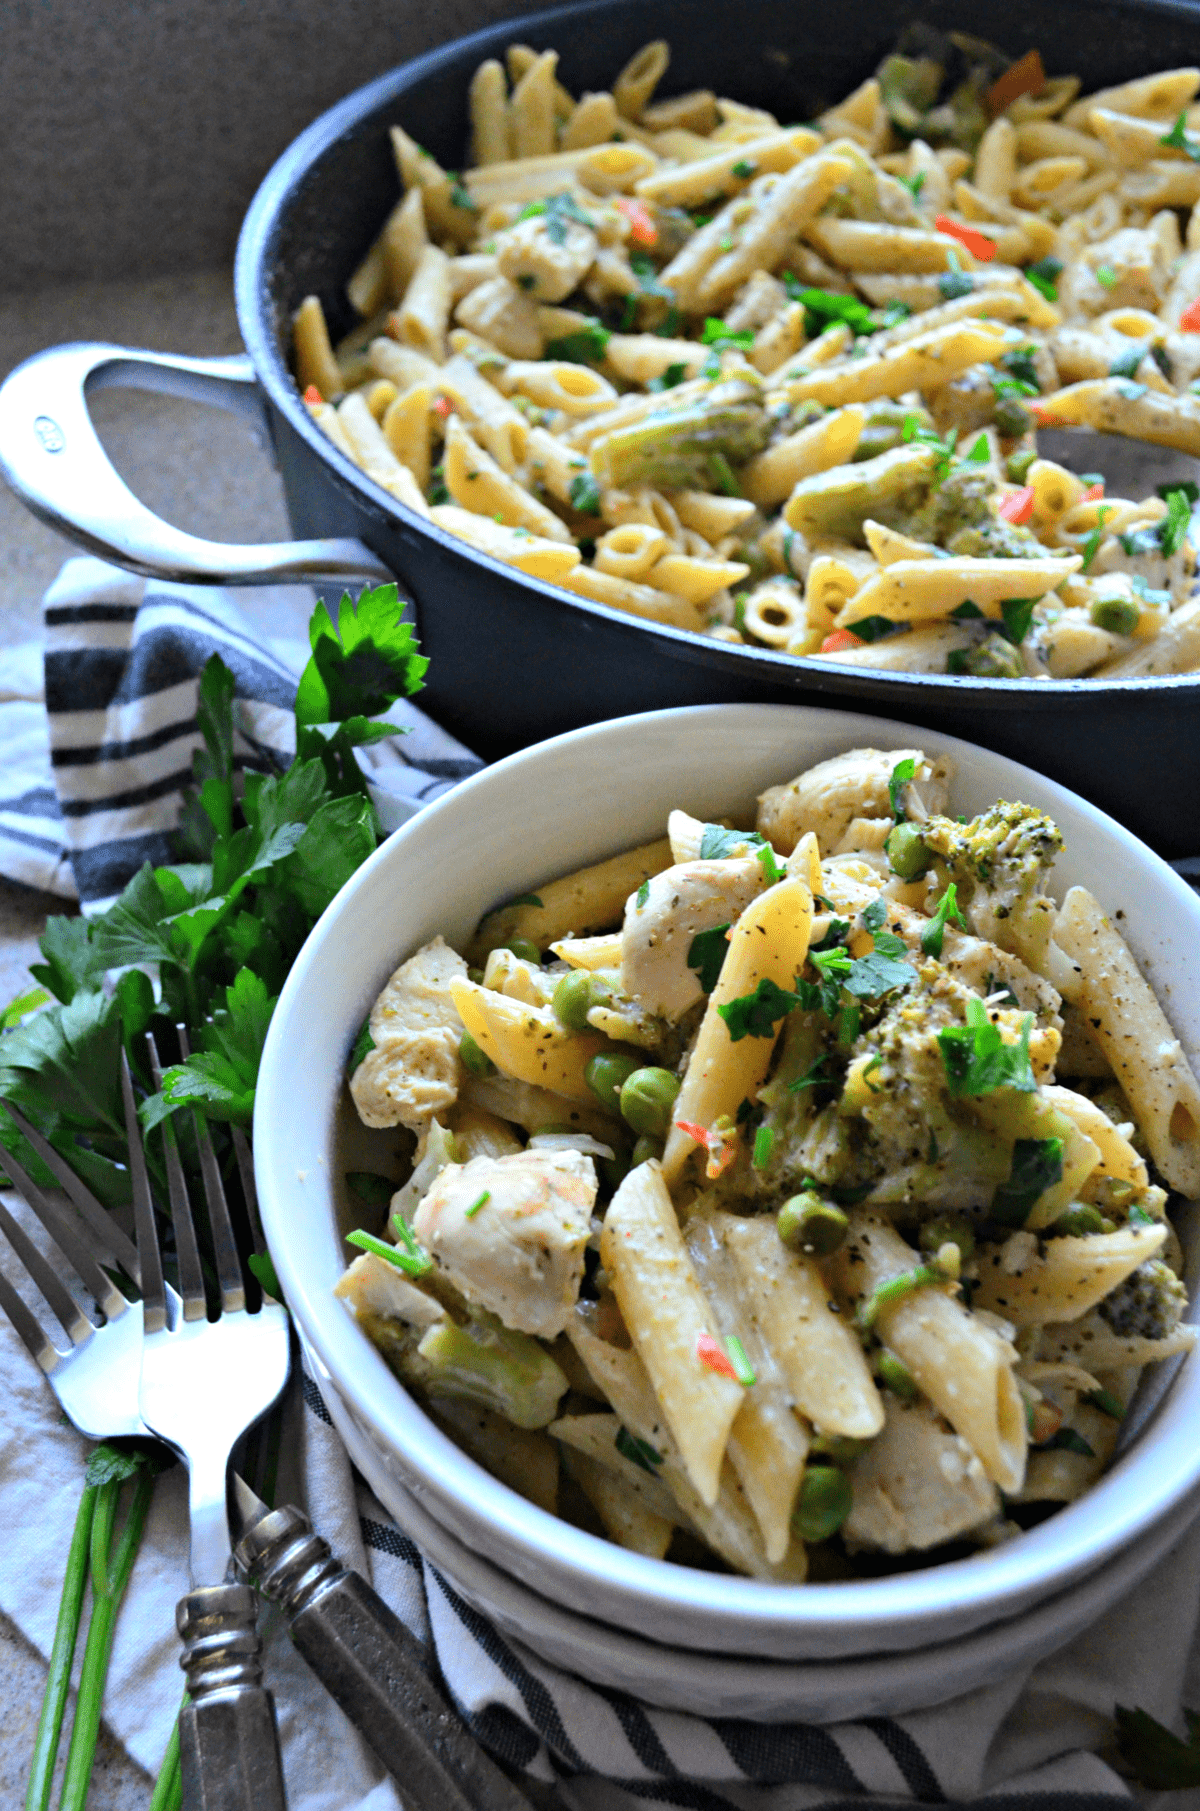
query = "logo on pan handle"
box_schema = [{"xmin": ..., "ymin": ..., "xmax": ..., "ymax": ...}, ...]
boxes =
[{"xmin": 34, "ymin": 415, "xmax": 65, "ymax": 454}]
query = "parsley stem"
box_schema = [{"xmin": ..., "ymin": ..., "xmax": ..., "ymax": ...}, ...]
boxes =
[
  {"xmin": 149, "ymin": 1690, "xmax": 188, "ymax": 1811},
  {"xmin": 24, "ymin": 1483, "xmax": 97, "ymax": 1811},
  {"xmin": 59, "ymin": 1469, "xmax": 156, "ymax": 1811}
]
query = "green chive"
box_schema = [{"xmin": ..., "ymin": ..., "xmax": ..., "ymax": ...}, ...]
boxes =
[{"xmin": 464, "ymin": 1191, "xmax": 490, "ymax": 1219}]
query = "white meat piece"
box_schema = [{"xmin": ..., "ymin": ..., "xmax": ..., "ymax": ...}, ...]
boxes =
[
  {"xmin": 333, "ymin": 1252, "xmax": 447, "ymax": 1329},
  {"xmin": 494, "ymin": 213, "xmax": 598, "ymax": 303},
  {"xmin": 620, "ymin": 856, "xmax": 764, "ymax": 1019},
  {"xmin": 350, "ymin": 937, "xmax": 468, "ymax": 1130},
  {"xmin": 843, "ymin": 1398, "xmax": 999, "ymax": 1554},
  {"xmin": 414, "ymin": 1149, "xmax": 596, "ymax": 1338},
  {"xmin": 756, "ymin": 748, "xmax": 952, "ymax": 855}
]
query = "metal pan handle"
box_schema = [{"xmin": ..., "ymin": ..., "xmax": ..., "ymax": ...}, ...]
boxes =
[{"xmin": 0, "ymin": 341, "xmax": 391, "ymax": 586}]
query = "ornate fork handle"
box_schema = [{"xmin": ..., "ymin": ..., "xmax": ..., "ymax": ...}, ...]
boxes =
[{"xmin": 177, "ymin": 1585, "xmax": 287, "ymax": 1810}]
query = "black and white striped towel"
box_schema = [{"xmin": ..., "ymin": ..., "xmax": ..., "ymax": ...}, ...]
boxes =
[{"xmin": 1, "ymin": 554, "xmax": 1198, "ymax": 1810}]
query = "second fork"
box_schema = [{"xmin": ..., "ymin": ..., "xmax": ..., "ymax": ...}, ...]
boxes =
[{"xmin": 124, "ymin": 1035, "xmax": 291, "ymax": 1810}]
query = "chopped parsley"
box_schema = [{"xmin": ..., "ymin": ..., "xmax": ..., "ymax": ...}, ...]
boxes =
[
  {"xmin": 1025, "ymin": 256, "xmax": 1062, "ymax": 303},
  {"xmin": 1081, "ymin": 505, "xmax": 1113, "ymax": 571},
  {"xmin": 636, "ymin": 879, "xmax": 650, "ymax": 909},
  {"xmin": 518, "ymin": 190, "xmax": 593, "ymax": 244},
  {"xmin": 699, "ymin": 824, "xmax": 769, "ymax": 861},
  {"xmin": 687, "ymin": 923, "xmax": 730, "ymax": 994},
  {"xmin": 782, "ymin": 279, "xmax": 876, "ymax": 339},
  {"xmin": 920, "ymin": 881, "xmax": 966, "ymax": 957},
  {"xmin": 447, "ymin": 175, "xmax": 478, "ymax": 212},
  {"xmin": 648, "ymin": 362, "xmax": 688, "ymax": 392},
  {"xmin": 615, "ymin": 1426, "xmax": 662, "ymax": 1473},
  {"xmin": 731, "ymin": 158, "xmax": 757, "ymax": 179},
  {"xmin": 949, "ymin": 600, "xmax": 985, "ymax": 620},
  {"xmin": 718, "ymin": 976, "xmax": 805, "ymax": 1041},
  {"xmin": 568, "ymin": 472, "xmax": 602, "ymax": 516},
  {"xmin": 964, "ymin": 432, "xmax": 990, "ymax": 463},
  {"xmin": 1036, "ymin": 1426, "xmax": 1095, "ymax": 1456},
  {"xmin": 427, "ymin": 463, "xmax": 450, "ymax": 506},
  {"xmin": 999, "ymin": 597, "xmax": 1038, "ymax": 645},
  {"xmin": 879, "ymin": 299, "xmax": 912, "ymax": 329},
  {"xmin": 902, "ymin": 414, "xmax": 960, "ymax": 481},
  {"xmin": 1095, "ymin": 264, "xmax": 1117, "ymax": 289},
  {"xmin": 700, "ymin": 316, "xmax": 755, "ymax": 349},
  {"xmin": 788, "ymin": 1055, "xmax": 835, "ymax": 1094},
  {"xmin": 991, "ymin": 1136, "xmax": 1064, "ymax": 1226},
  {"xmin": 507, "ymin": 892, "xmax": 544, "ymax": 909},
  {"xmin": 1160, "ymin": 110, "xmax": 1200, "ymax": 162},
  {"xmin": 349, "ymin": 1016, "xmax": 375, "ymax": 1075},
  {"xmin": 847, "ymin": 614, "xmax": 905, "ymax": 643},
  {"xmin": 545, "ymin": 324, "xmax": 610, "ymax": 365},
  {"xmin": 938, "ymin": 270, "xmax": 974, "ymax": 300},
  {"xmin": 1159, "ymin": 482, "xmax": 1196, "ymax": 556},
  {"xmin": 889, "ymin": 756, "xmax": 917, "ymax": 820},
  {"xmin": 900, "ymin": 171, "xmax": 925, "ymax": 198},
  {"xmin": 1108, "ymin": 341, "xmax": 1147, "ymax": 380},
  {"xmin": 938, "ymin": 996, "xmax": 1036, "ymax": 1096}
]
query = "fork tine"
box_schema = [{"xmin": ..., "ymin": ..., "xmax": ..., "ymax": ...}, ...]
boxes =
[
  {"xmin": 0, "ymin": 1100, "xmax": 141, "ymax": 1283},
  {"xmin": 121, "ymin": 1051, "xmax": 168, "ymax": 1334},
  {"xmin": 231, "ymin": 1128, "xmax": 264, "ymax": 1255},
  {"xmin": 0, "ymin": 1140, "xmax": 128, "ymax": 1321},
  {"xmin": 0, "ymin": 1192, "xmax": 93, "ymax": 1345},
  {"xmin": 0, "ymin": 1262, "xmax": 62, "ymax": 1373},
  {"xmin": 145, "ymin": 1035, "xmax": 208, "ymax": 1322},
  {"xmin": 177, "ymin": 1027, "xmax": 245, "ymax": 1313}
]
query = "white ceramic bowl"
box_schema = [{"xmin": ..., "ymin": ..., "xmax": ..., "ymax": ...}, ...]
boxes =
[{"xmin": 255, "ymin": 704, "xmax": 1200, "ymax": 1666}]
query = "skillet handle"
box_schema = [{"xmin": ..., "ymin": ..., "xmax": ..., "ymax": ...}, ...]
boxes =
[{"xmin": 0, "ymin": 341, "xmax": 391, "ymax": 586}]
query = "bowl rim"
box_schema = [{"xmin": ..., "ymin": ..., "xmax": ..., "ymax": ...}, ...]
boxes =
[
  {"xmin": 255, "ymin": 699, "xmax": 1200, "ymax": 1641},
  {"xmin": 232, "ymin": 0, "xmax": 1200, "ymax": 705}
]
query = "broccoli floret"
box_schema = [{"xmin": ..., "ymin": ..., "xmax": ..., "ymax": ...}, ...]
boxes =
[
  {"xmin": 1098, "ymin": 1258, "xmax": 1187, "ymax": 1342},
  {"xmin": 922, "ymin": 800, "xmax": 1063, "ymax": 893},
  {"xmin": 921, "ymin": 801, "xmax": 1063, "ymax": 972},
  {"xmin": 945, "ymin": 519, "xmax": 1043, "ymax": 560}
]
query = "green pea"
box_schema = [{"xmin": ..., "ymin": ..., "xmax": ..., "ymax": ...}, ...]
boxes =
[
  {"xmin": 619, "ymin": 1067, "xmax": 681, "ymax": 1138},
  {"xmin": 1089, "ymin": 595, "xmax": 1140, "ymax": 636},
  {"xmin": 500, "ymin": 937, "xmax": 542, "ymax": 964},
  {"xmin": 792, "ymin": 1463, "xmax": 853, "ymax": 1543},
  {"xmin": 1006, "ymin": 446, "xmax": 1037, "ymax": 484},
  {"xmin": 777, "ymin": 1195, "xmax": 848, "ymax": 1256},
  {"xmin": 631, "ymin": 1134, "xmax": 663, "ymax": 1167},
  {"xmin": 584, "ymin": 1050, "xmax": 642, "ymax": 1112},
  {"xmin": 1051, "ymin": 1202, "xmax": 1110, "ymax": 1237},
  {"xmin": 458, "ymin": 1031, "xmax": 496, "ymax": 1077},
  {"xmin": 918, "ymin": 1217, "xmax": 975, "ymax": 1261},
  {"xmin": 885, "ymin": 821, "xmax": 931, "ymax": 880},
  {"xmin": 953, "ymin": 633, "xmax": 1025, "ymax": 680},
  {"xmin": 553, "ymin": 969, "xmax": 611, "ymax": 1031},
  {"xmin": 876, "ymin": 1350, "xmax": 918, "ymax": 1402}
]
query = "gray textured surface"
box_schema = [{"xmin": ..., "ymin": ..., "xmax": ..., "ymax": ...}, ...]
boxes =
[{"xmin": 2, "ymin": 0, "xmax": 534, "ymax": 293}]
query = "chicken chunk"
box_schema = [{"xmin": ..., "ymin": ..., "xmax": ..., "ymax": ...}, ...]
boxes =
[
  {"xmin": 843, "ymin": 1398, "xmax": 999, "ymax": 1554},
  {"xmin": 1058, "ymin": 225, "xmax": 1174, "ymax": 318},
  {"xmin": 620, "ymin": 856, "xmax": 764, "ymax": 1019},
  {"xmin": 756, "ymin": 747, "xmax": 952, "ymax": 855},
  {"xmin": 494, "ymin": 210, "xmax": 598, "ymax": 304},
  {"xmin": 334, "ymin": 1251, "xmax": 447, "ymax": 1330},
  {"xmin": 350, "ymin": 937, "xmax": 467, "ymax": 1131},
  {"xmin": 413, "ymin": 1148, "xmax": 596, "ymax": 1338}
]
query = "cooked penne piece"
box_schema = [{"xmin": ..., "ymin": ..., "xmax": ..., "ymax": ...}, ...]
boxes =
[
  {"xmin": 293, "ymin": 295, "xmax": 344, "ymax": 401},
  {"xmin": 443, "ymin": 414, "xmax": 572, "ymax": 540},
  {"xmin": 429, "ymin": 504, "xmax": 580, "ymax": 578},
  {"xmin": 1055, "ymin": 886, "xmax": 1200, "ymax": 1194},
  {"xmin": 836, "ymin": 554, "xmax": 1082, "ymax": 629},
  {"xmin": 663, "ymin": 873, "xmax": 814, "ymax": 1181},
  {"xmin": 741, "ymin": 406, "xmax": 865, "ymax": 508},
  {"xmin": 972, "ymin": 1223, "xmax": 1169, "ymax": 1326},
  {"xmin": 833, "ymin": 1214, "xmax": 1027, "ymax": 1494},
  {"xmin": 601, "ymin": 1163, "xmax": 745, "ymax": 1505},
  {"xmin": 470, "ymin": 837, "xmax": 673, "ymax": 958}
]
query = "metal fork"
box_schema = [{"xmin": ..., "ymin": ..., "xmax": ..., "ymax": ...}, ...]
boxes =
[
  {"xmin": 122, "ymin": 1033, "xmax": 291, "ymax": 1808},
  {"xmin": 0, "ymin": 1105, "xmax": 151, "ymax": 1811}
]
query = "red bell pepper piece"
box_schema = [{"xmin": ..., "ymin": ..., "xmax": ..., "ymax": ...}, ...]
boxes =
[{"xmin": 934, "ymin": 215, "xmax": 997, "ymax": 263}]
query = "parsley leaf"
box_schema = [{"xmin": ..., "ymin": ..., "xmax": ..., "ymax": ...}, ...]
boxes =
[
  {"xmin": 699, "ymin": 824, "xmax": 769, "ymax": 860},
  {"xmin": 920, "ymin": 882, "xmax": 966, "ymax": 957},
  {"xmin": 1025, "ymin": 256, "xmax": 1062, "ymax": 302},
  {"xmin": 843, "ymin": 944, "xmax": 914, "ymax": 998},
  {"xmin": 718, "ymin": 977, "xmax": 804, "ymax": 1040},
  {"xmin": 781, "ymin": 280, "xmax": 876, "ymax": 339},
  {"xmin": 1115, "ymin": 1705, "xmax": 1200, "ymax": 1788},
  {"xmin": 1159, "ymin": 484, "xmax": 1194, "ymax": 557},
  {"xmin": 143, "ymin": 969, "xmax": 277, "ymax": 1130},
  {"xmin": 615, "ymin": 1426, "xmax": 663, "ymax": 1473},
  {"xmin": 700, "ymin": 317, "xmax": 755, "ymax": 349},
  {"xmin": 991, "ymin": 1136, "xmax": 1064, "ymax": 1226},
  {"xmin": 1037, "ymin": 1426, "xmax": 1094, "ymax": 1456},
  {"xmin": 938, "ymin": 270, "xmax": 974, "ymax": 300},
  {"xmin": 999, "ymin": 597, "xmax": 1037, "ymax": 645},
  {"xmin": 1082, "ymin": 505, "xmax": 1113, "ymax": 571},
  {"xmin": 545, "ymin": 325, "xmax": 610, "ymax": 365},
  {"xmin": 889, "ymin": 756, "xmax": 917, "ymax": 820},
  {"xmin": 29, "ymin": 916, "xmax": 103, "ymax": 1005},
  {"xmin": 1160, "ymin": 111, "xmax": 1200, "ymax": 162},
  {"xmin": 1108, "ymin": 341, "xmax": 1147, "ymax": 380},
  {"xmin": 349, "ymin": 1017, "xmax": 375, "ymax": 1075},
  {"xmin": 636, "ymin": 879, "xmax": 650, "ymax": 909},
  {"xmin": 788, "ymin": 1055, "xmax": 835, "ymax": 1093},
  {"xmin": 648, "ymin": 362, "xmax": 688, "ymax": 392},
  {"xmin": 938, "ymin": 996, "xmax": 1036, "ymax": 1096},
  {"xmin": 568, "ymin": 472, "xmax": 603, "ymax": 515},
  {"xmin": 687, "ymin": 924, "xmax": 730, "ymax": 995}
]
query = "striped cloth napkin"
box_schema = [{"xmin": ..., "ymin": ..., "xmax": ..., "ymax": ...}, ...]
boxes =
[{"xmin": 1, "ymin": 554, "xmax": 1198, "ymax": 1810}]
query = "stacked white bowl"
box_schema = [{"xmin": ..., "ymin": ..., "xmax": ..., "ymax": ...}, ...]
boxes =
[{"xmin": 256, "ymin": 705, "xmax": 1200, "ymax": 1722}]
